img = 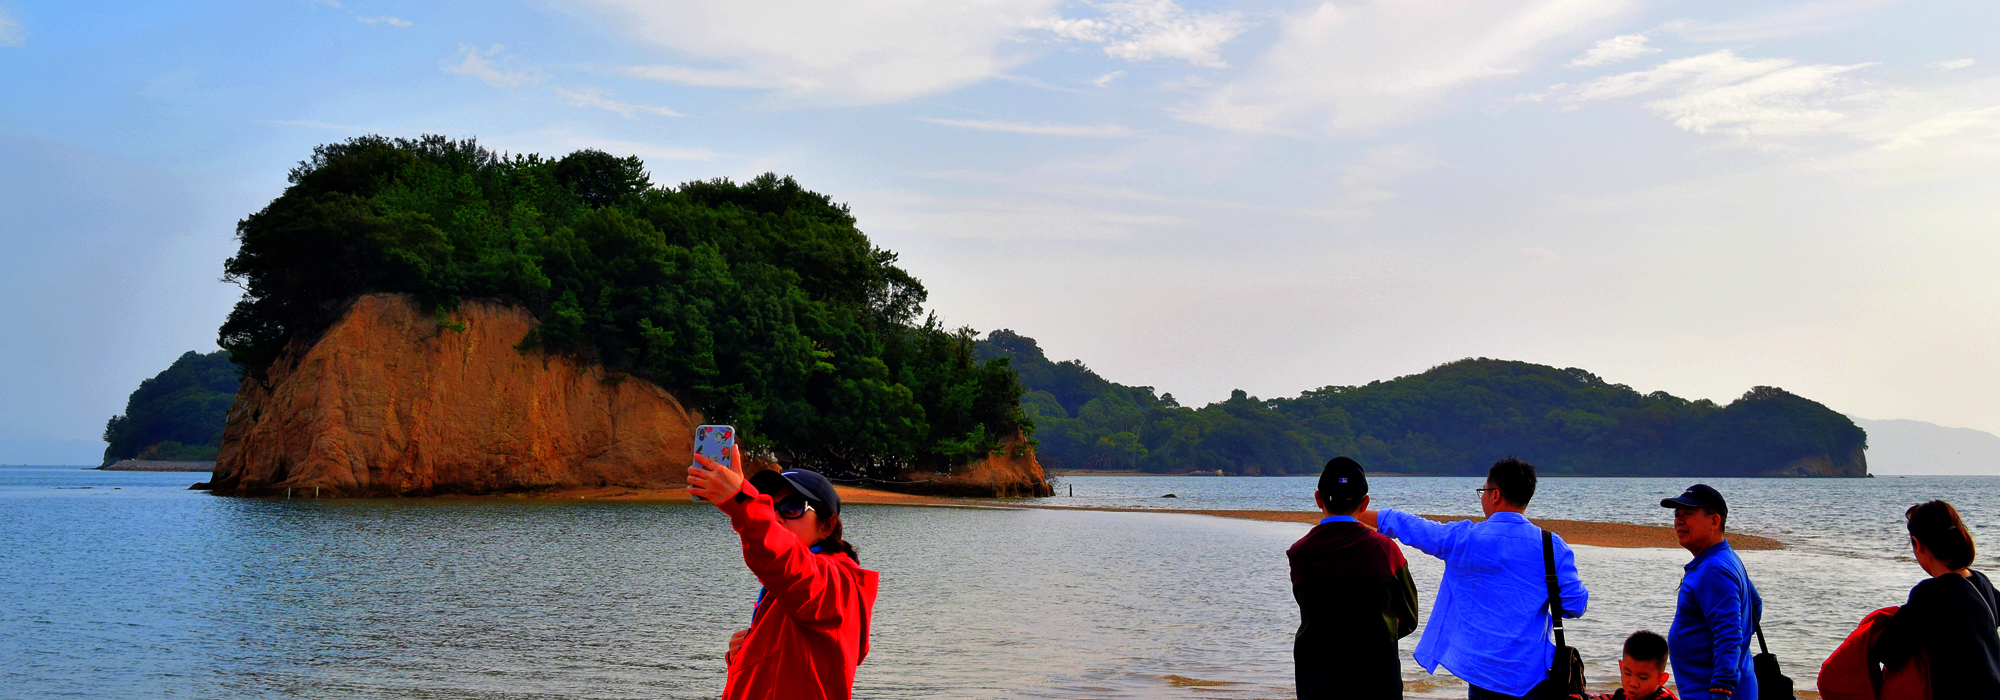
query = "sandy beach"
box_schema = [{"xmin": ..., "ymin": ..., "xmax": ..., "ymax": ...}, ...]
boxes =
[{"xmin": 475, "ymin": 484, "xmax": 1779, "ymax": 550}]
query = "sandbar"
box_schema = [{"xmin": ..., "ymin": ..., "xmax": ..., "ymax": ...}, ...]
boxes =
[{"xmin": 457, "ymin": 485, "xmax": 1782, "ymax": 550}]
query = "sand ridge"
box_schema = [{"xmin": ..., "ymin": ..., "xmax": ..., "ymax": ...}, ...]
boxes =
[{"xmin": 450, "ymin": 484, "xmax": 1782, "ymax": 550}]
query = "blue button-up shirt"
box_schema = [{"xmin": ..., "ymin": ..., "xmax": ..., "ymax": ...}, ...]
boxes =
[
  {"xmin": 1669, "ymin": 540, "xmax": 1762, "ymax": 700},
  {"xmin": 1377, "ymin": 510, "xmax": 1590, "ymax": 696}
]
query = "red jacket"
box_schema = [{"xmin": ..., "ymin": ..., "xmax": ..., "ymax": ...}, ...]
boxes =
[
  {"xmin": 718, "ymin": 481, "xmax": 878, "ymax": 700},
  {"xmin": 1818, "ymin": 606, "xmax": 1928, "ymax": 700}
]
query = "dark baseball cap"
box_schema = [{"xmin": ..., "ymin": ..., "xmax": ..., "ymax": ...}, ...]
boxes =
[
  {"xmin": 750, "ymin": 468, "xmax": 841, "ymax": 516},
  {"xmin": 1660, "ymin": 483, "xmax": 1727, "ymax": 516},
  {"xmin": 1318, "ymin": 457, "xmax": 1368, "ymax": 500}
]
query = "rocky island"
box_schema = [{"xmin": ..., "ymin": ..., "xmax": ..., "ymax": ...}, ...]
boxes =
[{"xmin": 199, "ymin": 136, "xmax": 1049, "ymax": 498}]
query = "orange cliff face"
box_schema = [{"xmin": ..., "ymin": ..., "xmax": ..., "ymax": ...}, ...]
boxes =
[{"xmin": 209, "ymin": 294, "xmax": 696, "ymax": 497}]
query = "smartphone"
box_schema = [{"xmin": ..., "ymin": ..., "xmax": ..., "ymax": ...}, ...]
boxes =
[{"xmin": 690, "ymin": 424, "xmax": 736, "ymax": 502}]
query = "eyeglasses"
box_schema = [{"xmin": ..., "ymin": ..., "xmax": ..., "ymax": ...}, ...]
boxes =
[
  {"xmin": 775, "ymin": 498, "xmax": 817, "ymax": 521},
  {"xmin": 1475, "ymin": 488, "xmax": 1498, "ymax": 498}
]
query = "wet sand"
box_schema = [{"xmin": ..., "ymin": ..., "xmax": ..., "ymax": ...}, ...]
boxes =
[
  {"xmin": 476, "ymin": 483, "xmax": 966, "ymax": 506},
  {"xmin": 498, "ymin": 484, "xmax": 1781, "ymax": 550}
]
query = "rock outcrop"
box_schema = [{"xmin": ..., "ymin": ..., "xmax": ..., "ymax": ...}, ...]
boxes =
[
  {"xmin": 208, "ymin": 294, "xmax": 696, "ymax": 497},
  {"xmin": 892, "ymin": 435, "xmax": 1053, "ymax": 497},
  {"xmin": 1758, "ymin": 445, "xmax": 1870, "ymax": 477}
]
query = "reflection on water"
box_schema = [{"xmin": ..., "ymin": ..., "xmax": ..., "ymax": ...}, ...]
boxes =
[{"xmin": 3, "ymin": 468, "xmax": 1994, "ymax": 698}]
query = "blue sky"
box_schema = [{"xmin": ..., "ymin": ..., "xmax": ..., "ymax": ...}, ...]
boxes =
[{"xmin": 3, "ymin": 0, "xmax": 1997, "ymax": 463}]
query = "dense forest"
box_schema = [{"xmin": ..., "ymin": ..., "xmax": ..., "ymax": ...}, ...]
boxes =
[
  {"xmin": 976, "ymin": 330, "xmax": 1867, "ymax": 477},
  {"xmin": 102, "ymin": 350, "xmax": 239, "ymax": 465},
  {"xmin": 219, "ymin": 135, "xmax": 1027, "ymax": 478}
]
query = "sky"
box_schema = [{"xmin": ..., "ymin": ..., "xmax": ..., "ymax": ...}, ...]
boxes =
[{"xmin": 2, "ymin": 0, "xmax": 1997, "ymax": 464}]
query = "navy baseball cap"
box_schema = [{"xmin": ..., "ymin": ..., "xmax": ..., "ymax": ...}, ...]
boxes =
[
  {"xmin": 1318, "ymin": 457, "xmax": 1368, "ymax": 500},
  {"xmin": 1660, "ymin": 483, "xmax": 1727, "ymax": 516},
  {"xmin": 750, "ymin": 468, "xmax": 841, "ymax": 516}
]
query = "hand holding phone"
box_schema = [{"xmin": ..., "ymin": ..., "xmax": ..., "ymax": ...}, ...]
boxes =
[{"xmin": 689, "ymin": 425, "xmax": 739, "ymax": 503}]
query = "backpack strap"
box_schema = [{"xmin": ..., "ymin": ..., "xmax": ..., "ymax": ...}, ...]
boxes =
[{"xmin": 1543, "ymin": 529, "xmax": 1567, "ymax": 646}]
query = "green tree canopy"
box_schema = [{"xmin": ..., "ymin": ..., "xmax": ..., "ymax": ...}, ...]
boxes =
[
  {"xmin": 102, "ymin": 350, "xmax": 239, "ymax": 465},
  {"xmin": 220, "ymin": 135, "xmax": 1026, "ymax": 477},
  {"xmin": 978, "ymin": 330, "xmax": 1866, "ymax": 477}
]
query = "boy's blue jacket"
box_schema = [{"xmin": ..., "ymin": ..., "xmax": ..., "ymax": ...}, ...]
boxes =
[{"xmin": 1669, "ymin": 540, "xmax": 1762, "ymax": 700}]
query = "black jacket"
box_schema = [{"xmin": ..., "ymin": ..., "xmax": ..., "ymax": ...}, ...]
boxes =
[
  {"xmin": 1871, "ymin": 568, "xmax": 2000, "ymax": 698},
  {"xmin": 1288, "ymin": 520, "xmax": 1420, "ymax": 699}
]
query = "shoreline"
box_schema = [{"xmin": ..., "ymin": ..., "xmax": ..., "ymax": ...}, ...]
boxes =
[
  {"xmin": 98, "ymin": 460, "xmax": 215, "ymax": 472},
  {"xmin": 472, "ymin": 484, "xmax": 1779, "ymax": 550},
  {"xmin": 1049, "ymin": 470, "xmax": 1874, "ymax": 479}
]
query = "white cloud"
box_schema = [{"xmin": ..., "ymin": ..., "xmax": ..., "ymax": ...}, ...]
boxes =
[
  {"xmin": 442, "ymin": 45, "xmax": 541, "ymax": 89},
  {"xmin": 358, "ymin": 16, "xmax": 412, "ymax": 27},
  {"xmin": 1535, "ymin": 50, "xmax": 2000, "ymax": 153},
  {"xmin": 1566, "ymin": 34, "xmax": 1657, "ymax": 67},
  {"xmin": 858, "ymin": 189, "xmax": 1187, "ymax": 241},
  {"xmin": 555, "ymin": 87, "xmax": 686, "ymax": 118},
  {"xmin": 1028, "ymin": 0, "xmax": 1247, "ymax": 68},
  {"xmin": 0, "ymin": 10, "xmax": 25, "ymax": 47},
  {"xmin": 1931, "ymin": 58, "xmax": 1976, "ymax": 71},
  {"xmin": 915, "ymin": 117, "xmax": 1132, "ymax": 136},
  {"xmin": 1092, "ymin": 70, "xmax": 1126, "ymax": 87},
  {"xmin": 1879, "ymin": 106, "xmax": 2000, "ymax": 150},
  {"xmin": 1178, "ymin": 0, "xmax": 1643, "ymax": 135},
  {"xmin": 1665, "ymin": 0, "xmax": 1907, "ymax": 42},
  {"xmin": 309, "ymin": 0, "xmax": 343, "ymax": 7},
  {"xmin": 1542, "ymin": 51, "xmax": 1871, "ymax": 143},
  {"xmin": 580, "ymin": 0, "xmax": 1059, "ymax": 103},
  {"xmin": 622, "ymin": 64, "xmax": 794, "ymax": 90}
]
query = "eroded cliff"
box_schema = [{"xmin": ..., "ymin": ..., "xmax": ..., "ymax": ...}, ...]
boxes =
[{"xmin": 208, "ymin": 294, "xmax": 696, "ymax": 497}]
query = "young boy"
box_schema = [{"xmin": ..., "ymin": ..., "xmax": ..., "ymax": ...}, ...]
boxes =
[
  {"xmin": 1287, "ymin": 457, "xmax": 1419, "ymax": 699},
  {"xmin": 1572, "ymin": 631, "xmax": 1678, "ymax": 700}
]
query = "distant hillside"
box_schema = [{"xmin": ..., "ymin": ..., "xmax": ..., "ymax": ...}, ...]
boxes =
[
  {"xmin": 101, "ymin": 350, "xmax": 239, "ymax": 466},
  {"xmin": 1850, "ymin": 418, "xmax": 2000, "ymax": 475},
  {"xmin": 978, "ymin": 330, "xmax": 1867, "ymax": 477}
]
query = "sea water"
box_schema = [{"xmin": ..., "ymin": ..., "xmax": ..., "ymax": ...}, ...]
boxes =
[{"xmin": 3, "ymin": 467, "xmax": 1994, "ymax": 699}]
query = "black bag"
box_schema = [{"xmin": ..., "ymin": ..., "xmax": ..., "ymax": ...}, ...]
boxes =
[
  {"xmin": 1753, "ymin": 620, "xmax": 1795, "ymax": 700},
  {"xmin": 1542, "ymin": 530, "xmax": 1585, "ymax": 697}
]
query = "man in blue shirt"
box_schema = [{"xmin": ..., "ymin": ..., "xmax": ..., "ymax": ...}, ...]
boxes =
[
  {"xmin": 1360, "ymin": 458, "xmax": 1589, "ymax": 699},
  {"xmin": 1660, "ymin": 484, "xmax": 1762, "ymax": 700}
]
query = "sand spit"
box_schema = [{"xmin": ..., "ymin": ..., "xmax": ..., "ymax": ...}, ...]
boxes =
[{"xmin": 436, "ymin": 484, "xmax": 1779, "ymax": 550}]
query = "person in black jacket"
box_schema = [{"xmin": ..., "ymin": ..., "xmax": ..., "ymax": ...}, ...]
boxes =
[
  {"xmin": 1871, "ymin": 499, "xmax": 2000, "ymax": 697},
  {"xmin": 1288, "ymin": 457, "xmax": 1420, "ymax": 699}
]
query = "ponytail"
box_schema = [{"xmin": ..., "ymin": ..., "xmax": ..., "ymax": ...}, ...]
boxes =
[
  {"xmin": 815, "ymin": 515, "xmax": 859, "ymax": 564},
  {"xmin": 1907, "ymin": 500, "xmax": 1977, "ymax": 571}
]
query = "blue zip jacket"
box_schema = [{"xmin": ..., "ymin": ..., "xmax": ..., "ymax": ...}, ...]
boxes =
[
  {"xmin": 1377, "ymin": 510, "xmax": 1589, "ymax": 696},
  {"xmin": 1669, "ymin": 540, "xmax": 1762, "ymax": 700}
]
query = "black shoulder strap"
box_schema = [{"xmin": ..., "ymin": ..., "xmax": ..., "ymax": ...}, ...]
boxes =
[
  {"xmin": 1543, "ymin": 529, "xmax": 1566, "ymax": 646},
  {"xmin": 1749, "ymin": 569, "xmax": 1769, "ymax": 656}
]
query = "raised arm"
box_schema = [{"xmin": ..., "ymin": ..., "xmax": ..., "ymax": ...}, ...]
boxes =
[
  {"xmin": 1374, "ymin": 509, "xmax": 1465, "ymax": 559},
  {"xmin": 715, "ymin": 480, "xmax": 846, "ymax": 623}
]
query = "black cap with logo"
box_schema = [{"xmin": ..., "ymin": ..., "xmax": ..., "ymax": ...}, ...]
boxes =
[
  {"xmin": 1318, "ymin": 456, "xmax": 1368, "ymax": 500},
  {"xmin": 750, "ymin": 468, "xmax": 842, "ymax": 516},
  {"xmin": 1660, "ymin": 483, "xmax": 1727, "ymax": 516}
]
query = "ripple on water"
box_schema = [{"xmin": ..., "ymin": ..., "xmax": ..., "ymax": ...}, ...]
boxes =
[{"xmin": 2, "ymin": 468, "xmax": 1990, "ymax": 698}]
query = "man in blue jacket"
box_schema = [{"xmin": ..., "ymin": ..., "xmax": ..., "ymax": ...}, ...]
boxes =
[
  {"xmin": 1661, "ymin": 484, "xmax": 1762, "ymax": 700},
  {"xmin": 1360, "ymin": 458, "xmax": 1589, "ymax": 699}
]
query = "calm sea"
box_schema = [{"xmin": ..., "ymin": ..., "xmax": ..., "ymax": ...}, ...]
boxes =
[{"xmin": 4, "ymin": 466, "xmax": 1995, "ymax": 699}]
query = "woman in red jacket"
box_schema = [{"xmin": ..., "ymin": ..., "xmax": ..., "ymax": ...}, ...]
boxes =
[{"xmin": 688, "ymin": 446, "xmax": 878, "ymax": 700}]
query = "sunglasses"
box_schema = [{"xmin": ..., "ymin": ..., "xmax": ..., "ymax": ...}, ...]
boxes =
[{"xmin": 775, "ymin": 497, "xmax": 817, "ymax": 521}]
